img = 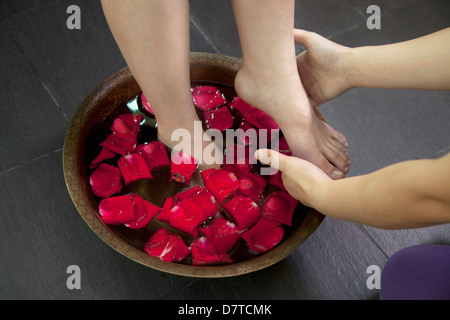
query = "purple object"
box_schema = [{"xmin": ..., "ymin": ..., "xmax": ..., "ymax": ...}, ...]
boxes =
[{"xmin": 380, "ymin": 244, "xmax": 450, "ymax": 300}]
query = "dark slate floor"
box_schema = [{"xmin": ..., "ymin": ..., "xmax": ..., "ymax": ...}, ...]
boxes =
[{"xmin": 1, "ymin": 0, "xmax": 449, "ymax": 300}]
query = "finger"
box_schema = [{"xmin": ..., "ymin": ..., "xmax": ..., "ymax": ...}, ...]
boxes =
[
  {"xmin": 255, "ymin": 149, "xmax": 292, "ymax": 173},
  {"xmin": 294, "ymin": 29, "xmax": 317, "ymax": 47},
  {"xmin": 293, "ymin": 29, "xmax": 309, "ymax": 46}
]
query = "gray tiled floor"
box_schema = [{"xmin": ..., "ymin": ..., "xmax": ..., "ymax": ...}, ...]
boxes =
[{"xmin": 0, "ymin": 0, "xmax": 449, "ymax": 300}]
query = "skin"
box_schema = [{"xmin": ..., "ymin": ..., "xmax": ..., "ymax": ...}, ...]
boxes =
[
  {"xmin": 231, "ymin": 0, "xmax": 350, "ymax": 179},
  {"xmin": 256, "ymin": 28, "xmax": 450, "ymax": 229},
  {"xmin": 101, "ymin": 0, "xmax": 351, "ymax": 180}
]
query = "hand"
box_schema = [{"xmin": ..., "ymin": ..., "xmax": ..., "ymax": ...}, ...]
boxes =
[
  {"xmin": 255, "ymin": 149, "xmax": 332, "ymax": 208},
  {"xmin": 295, "ymin": 29, "xmax": 353, "ymax": 107}
]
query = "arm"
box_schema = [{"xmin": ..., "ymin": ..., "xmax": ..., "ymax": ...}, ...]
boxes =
[
  {"xmin": 347, "ymin": 28, "xmax": 450, "ymax": 91},
  {"xmin": 295, "ymin": 28, "xmax": 450, "ymax": 106},
  {"xmin": 257, "ymin": 150, "xmax": 450, "ymax": 229}
]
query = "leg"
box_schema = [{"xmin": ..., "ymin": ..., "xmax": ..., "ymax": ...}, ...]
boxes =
[
  {"xmin": 101, "ymin": 0, "xmax": 217, "ymax": 166},
  {"xmin": 231, "ymin": 0, "xmax": 350, "ymax": 179}
]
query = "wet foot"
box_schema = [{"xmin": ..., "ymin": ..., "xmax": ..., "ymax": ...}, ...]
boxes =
[{"xmin": 234, "ymin": 66, "xmax": 350, "ymax": 179}]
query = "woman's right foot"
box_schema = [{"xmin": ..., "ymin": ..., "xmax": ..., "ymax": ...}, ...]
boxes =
[{"xmin": 234, "ymin": 66, "xmax": 350, "ymax": 179}]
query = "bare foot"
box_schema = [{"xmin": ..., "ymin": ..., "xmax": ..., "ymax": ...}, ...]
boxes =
[
  {"xmin": 156, "ymin": 113, "xmax": 222, "ymax": 174},
  {"xmin": 235, "ymin": 66, "xmax": 350, "ymax": 179}
]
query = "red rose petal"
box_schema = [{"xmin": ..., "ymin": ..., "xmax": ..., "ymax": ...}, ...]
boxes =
[
  {"xmin": 141, "ymin": 93, "xmax": 154, "ymax": 115},
  {"xmin": 235, "ymin": 172, "xmax": 266, "ymax": 203},
  {"xmin": 203, "ymin": 106, "xmax": 234, "ymax": 131},
  {"xmin": 100, "ymin": 131, "xmax": 137, "ymax": 155},
  {"xmin": 168, "ymin": 202, "xmax": 203, "ymax": 237},
  {"xmin": 201, "ymin": 168, "xmax": 239, "ymax": 203},
  {"xmin": 229, "ymin": 96, "xmax": 279, "ymax": 130},
  {"xmin": 125, "ymin": 194, "xmax": 161, "ymax": 229},
  {"xmin": 237, "ymin": 121, "xmax": 257, "ymax": 146},
  {"xmin": 99, "ymin": 114, "xmax": 142, "ymax": 155},
  {"xmin": 89, "ymin": 147, "xmax": 116, "ymax": 169},
  {"xmin": 98, "ymin": 194, "xmax": 135, "ymax": 225},
  {"xmin": 174, "ymin": 186, "xmax": 204, "ymax": 203},
  {"xmin": 267, "ymin": 171, "xmax": 286, "ymax": 190},
  {"xmin": 241, "ymin": 216, "xmax": 284, "ymax": 253},
  {"xmin": 145, "ymin": 228, "xmax": 190, "ymax": 262},
  {"xmin": 224, "ymin": 143, "xmax": 253, "ymax": 165},
  {"xmin": 118, "ymin": 152, "xmax": 153, "ymax": 186},
  {"xmin": 136, "ymin": 141, "xmax": 170, "ymax": 171},
  {"xmin": 116, "ymin": 113, "xmax": 143, "ymax": 137},
  {"xmin": 221, "ymin": 196, "xmax": 261, "ymax": 230},
  {"xmin": 89, "ymin": 163, "xmax": 123, "ymax": 198},
  {"xmin": 261, "ymin": 190, "xmax": 298, "ymax": 226},
  {"xmin": 190, "ymin": 237, "xmax": 232, "ymax": 266},
  {"xmin": 199, "ymin": 218, "xmax": 241, "ymax": 254},
  {"xmin": 192, "ymin": 86, "xmax": 227, "ymax": 112},
  {"xmin": 156, "ymin": 197, "xmax": 176, "ymax": 223},
  {"xmin": 170, "ymin": 151, "xmax": 198, "ymax": 186}
]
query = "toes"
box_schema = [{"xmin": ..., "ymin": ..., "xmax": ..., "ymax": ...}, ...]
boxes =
[
  {"xmin": 323, "ymin": 121, "xmax": 348, "ymax": 148},
  {"xmin": 321, "ymin": 140, "xmax": 350, "ymax": 174},
  {"xmin": 317, "ymin": 159, "xmax": 345, "ymax": 180}
]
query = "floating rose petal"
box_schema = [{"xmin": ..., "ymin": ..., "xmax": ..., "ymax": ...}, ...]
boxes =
[
  {"xmin": 168, "ymin": 198, "xmax": 215, "ymax": 237},
  {"xmin": 89, "ymin": 163, "xmax": 123, "ymax": 198},
  {"xmin": 115, "ymin": 113, "xmax": 143, "ymax": 137},
  {"xmin": 261, "ymin": 190, "xmax": 298, "ymax": 226},
  {"xmin": 221, "ymin": 196, "xmax": 261, "ymax": 230},
  {"xmin": 89, "ymin": 147, "xmax": 116, "ymax": 169},
  {"xmin": 174, "ymin": 186, "xmax": 204, "ymax": 203},
  {"xmin": 125, "ymin": 194, "xmax": 161, "ymax": 229},
  {"xmin": 145, "ymin": 228, "xmax": 190, "ymax": 262},
  {"xmin": 199, "ymin": 218, "xmax": 241, "ymax": 254},
  {"xmin": 135, "ymin": 141, "xmax": 170, "ymax": 172},
  {"xmin": 98, "ymin": 194, "xmax": 135, "ymax": 225},
  {"xmin": 170, "ymin": 151, "xmax": 198, "ymax": 186},
  {"xmin": 201, "ymin": 168, "xmax": 239, "ymax": 203},
  {"xmin": 235, "ymin": 172, "xmax": 266, "ymax": 203},
  {"xmin": 100, "ymin": 132, "xmax": 137, "ymax": 155},
  {"xmin": 203, "ymin": 106, "xmax": 234, "ymax": 131},
  {"xmin": 156, "ymin": 197, "xmax": 176, "ymax": 223},
  {"xmin": 190, "ymin": 236, "xmax": 232, "ymax": 266},
  {"xmin": 141, "ymin": 93, "xmax": 154, "ymax": 115},
  {"xmin": 99, "ymin": 114, "xmax": 142, "ymax": 155},
  {"xmin": 229, "ymin": 96, "xmax": 279, "ymax": 130},
  {"xmin": 278, "ymin": 136, "xmax": 292, "ymax": 155},
  {"xmin": 192, "ymin": 86, "xmax": 227, "ymax": 112},
  {"xmin": 237, "ymin": 121, "xmax": 257, "ymax": 146},
  {"xmin": 118, "ymin": 152, "xmax": 153, "ymax": 186},
  {"xmin": 241, "ymin": 216, "xmax": 284, "ymax": 253},
  {"xmin": 267, "ymin": 170, "xmax": 286, "ymax": 190}
]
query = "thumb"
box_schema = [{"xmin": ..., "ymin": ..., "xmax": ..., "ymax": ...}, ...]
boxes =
[
  {"xmin": 293, "ymin": 28, "xmax": 312, "ymax": 47},
  {"xmin": 254, "ymin": 149, "xmax": 291, "ymax": 173}
]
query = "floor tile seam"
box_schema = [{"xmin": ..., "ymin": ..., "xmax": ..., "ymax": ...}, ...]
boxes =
[
  {"xmin": 190, "ymin": 15, "xmax": 221, "ymax": 54},
  {"xmin": 159, "ymin": 278, "xmax": 200, "ymax": 300},
  {"xmin": 357, "ymin": 224, "xmax": 390, "ymax": 260},
  {"xmin": 0, "ymin": 6, "xmax": 39, "ymax": 20},
  {"xmin": 1, "ymin": 19, "xmax": 70, "ymax": 123},
  {"xmin": 0, "ymin": 148, "xmax": 63, "ymax": 177},
  {"xmin": 327, "ymin": 20, "xmax": 364, "ymax": 41},
  {"xmin": 429, "ymin": 146, "xmax": 450, "ymax": 159}
]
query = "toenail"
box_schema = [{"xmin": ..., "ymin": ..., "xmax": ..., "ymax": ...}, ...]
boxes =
[{"xmin": 333, "ymin": 169, "xmax": 344, "ymax": 178}]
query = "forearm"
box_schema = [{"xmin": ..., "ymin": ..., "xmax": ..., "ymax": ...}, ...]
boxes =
[
  {"xmin": 312, "ymin": 154, "xmax": 450, "ymax": 229},
  {"xmin": 346, "ymin": 28, "xmax": 450, "ymax": 91}
]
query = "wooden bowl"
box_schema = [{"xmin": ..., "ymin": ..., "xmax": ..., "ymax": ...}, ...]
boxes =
[{"xmin": 63, "ymin": 52, "xmax": 325, "ymax": 278}]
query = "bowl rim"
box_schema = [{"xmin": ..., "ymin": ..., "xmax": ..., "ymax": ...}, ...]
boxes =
[{"xmin": 63, "ymin": 52, "xmax": 325, "ymax": 278}]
